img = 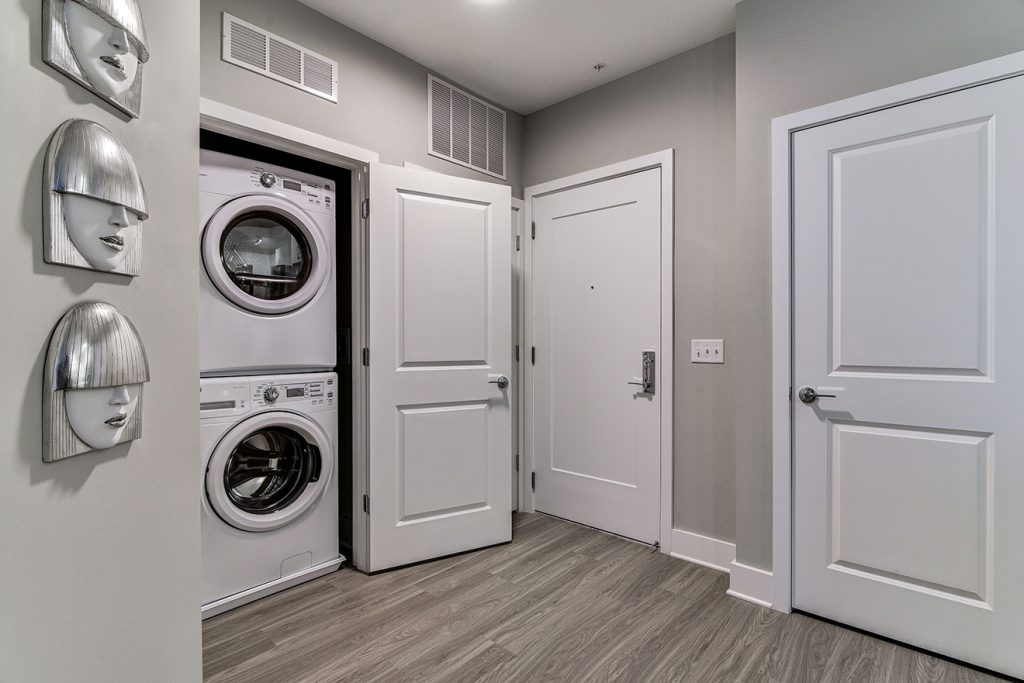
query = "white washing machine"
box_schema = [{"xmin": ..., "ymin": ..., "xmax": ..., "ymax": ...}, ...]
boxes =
[
  {"xmin": 200, "ymin": 150, "xmax": 337, "ymax": 376},
  {"xmin": 200, "ymin": 372, "xmax": 343, "ymax": 618}
]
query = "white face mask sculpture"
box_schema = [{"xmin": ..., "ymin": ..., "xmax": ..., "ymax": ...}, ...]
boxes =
[
  {"xmin": 44, "ymin": 119, "xmax": 148, "ymax": 276},
  {"xmin": 43, "ymin": 301, "xmax": 150, "ymax": 463},
  {"xmin": 42, "ymin": 0, "xmax": 150, "ymax": 118}
]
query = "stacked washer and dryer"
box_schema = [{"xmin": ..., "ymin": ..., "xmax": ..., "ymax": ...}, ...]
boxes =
[{"xmin": 198, "ymin": 150, "xmax": 343, "ymax": 618}]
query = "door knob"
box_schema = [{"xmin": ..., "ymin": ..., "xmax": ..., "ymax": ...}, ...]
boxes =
[
  {"xmin": 798, "ymin": 387, "xmax": 837, "ymax": 404},
  {"xmin": 489, "ymin": 375, "xmax": 510, "ymax": 390}
]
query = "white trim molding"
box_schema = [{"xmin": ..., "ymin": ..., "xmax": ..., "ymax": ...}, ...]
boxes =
[
  {"xmin": 770, "ymin": 50, "xmax": 1024, "ymax": 614},
  {"xmin": 200, "ymin": 98, "xmax": 379, "ymax": 165},
  {"xmin": 523, "ymin": 149, "xmax": 675, "ymax": 555},
  {"xmin": 670, "ymin": 528, "xmax": 735, "ymax": 574},
  {"xmin": 728, "ymin": 562, "xmax": 774, "ymax": 609}
]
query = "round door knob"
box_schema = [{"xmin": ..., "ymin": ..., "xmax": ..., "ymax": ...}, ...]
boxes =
[
  {"xmin": 263, "ymin": 386, "xmax": 280, "ymax": 403},
  {"xmin": 259, "ymin": 172, "xmax": 277, "ymax": 188},
  {"xmin": 488, "ymin": 375, "xmax": 510, "ymax": 390}
]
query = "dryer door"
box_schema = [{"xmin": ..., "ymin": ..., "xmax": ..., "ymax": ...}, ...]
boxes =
[
  {"xmin": 206, "ymin": 411, "xmax": 333, "ymax": 532},
  {"xmin": 202, "ymin": 194, "xmax": 330, "ymax": 315}
]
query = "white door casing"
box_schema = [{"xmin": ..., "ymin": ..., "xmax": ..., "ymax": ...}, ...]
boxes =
[
  {"xmin": 512, "ymin": 199, "xmax": 525, "ymax": 511},
  {"xmin": 530, "ymin": 166, "xmax": 664, "ymax": 544},
  {"xmin": 788, "ymin": 73, "xmax": 1024, "ymax": 677},
  {"xmin": 367, "ymin": 163, "xmax": 512, "ymax": 572}
]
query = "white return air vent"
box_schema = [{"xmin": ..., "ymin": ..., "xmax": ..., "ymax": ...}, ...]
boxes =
[
  {"xmin": 428, "ymin": 75, "xmax": 506, "ymax": 180},
  {"xmin": 222, "ymin": 13, "xmax": 338, "ymax": 103}
]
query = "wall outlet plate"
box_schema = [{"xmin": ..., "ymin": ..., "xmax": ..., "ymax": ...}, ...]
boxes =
[{"xmin": 691, "ymin": 339, "xmax": 724, "ymax": 364}]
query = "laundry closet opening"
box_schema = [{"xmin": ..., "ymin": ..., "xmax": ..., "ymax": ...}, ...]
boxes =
[{"xmin": 199, "ymin": 130, "xmax": 355, "ymax": 560}]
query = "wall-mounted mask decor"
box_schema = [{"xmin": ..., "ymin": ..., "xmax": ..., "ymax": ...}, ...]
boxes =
[
  {"xmin": 43, "ymin": 0, "xmax": 151, "ymax": 118},
  {"xmin": 43, "ymin": 301, "xmax": 150, "ymax": 463},
  {"xmin": 44, "ymin": 119, "xmax": 149, "ymax": 276}
]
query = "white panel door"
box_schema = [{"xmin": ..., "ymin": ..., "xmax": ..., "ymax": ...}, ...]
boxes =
[
  {"xmin": 793, "ymin": 74, "xmax": 1024, "ymax": 677},
  {"xmin": 532, "ymin": 169, "xmax": 661, "ymax": 543},
  {"xmin": 367, "ymin": 163, "xmax": 512, "ymax": 572}
]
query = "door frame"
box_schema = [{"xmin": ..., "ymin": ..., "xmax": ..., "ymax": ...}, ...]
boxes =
[
  {"xmin": 199, "ymin": 98, "xmax": 378, "ymax": 569},
  {"xmin": 770, "ymin": 51, "xmax": 1024, "ymax": 612},
  {"xmin": 523, "ymin": 150, "xmax": 674, "ymax": 554}
]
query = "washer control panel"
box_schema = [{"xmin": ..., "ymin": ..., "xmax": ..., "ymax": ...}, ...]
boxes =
[{"xmin": 253, "ymin": 377, "xmax": 335, "ymax": 408}]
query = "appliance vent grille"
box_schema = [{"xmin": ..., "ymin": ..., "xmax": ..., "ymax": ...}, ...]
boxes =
[
  {"xmin": 222, "ymin": 13, "xmax": 338, "ymax": 103},
  {"xmin": 428, "ymin": 75, "xmax": 506, "ymax": 180}
]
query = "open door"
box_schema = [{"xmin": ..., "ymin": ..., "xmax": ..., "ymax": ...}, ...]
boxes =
[{"xmin": 366, "ymin": 163, "xmax": 512, "ymax": 572}]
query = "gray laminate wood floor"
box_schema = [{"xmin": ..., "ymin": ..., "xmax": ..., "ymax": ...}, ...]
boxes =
[{"xmin": 203, "ymin": 513, "xmax": 1004, "ymax": 682}]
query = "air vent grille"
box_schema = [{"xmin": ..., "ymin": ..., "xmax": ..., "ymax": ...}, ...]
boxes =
[
  {"xmin": 428, "ymin": 75, "xmax": 506, "ymax": 180},
  {"xmin": 222, "ymin": 13, "xmax": 338, "ymax": 103}
]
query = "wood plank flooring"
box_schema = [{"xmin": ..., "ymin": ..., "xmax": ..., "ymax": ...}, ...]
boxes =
[{"xmin": 203, "ymin": 513, "xmax": 1004, "ymax": 682}]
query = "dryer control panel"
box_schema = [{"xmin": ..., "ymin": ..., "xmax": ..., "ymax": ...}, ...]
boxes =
[{"xmin": 199, "ymin": 149, "xmax": 335, "ymax": 215}]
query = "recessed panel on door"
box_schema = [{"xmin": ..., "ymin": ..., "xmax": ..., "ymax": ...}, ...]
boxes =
[
  {"xmin": 399, "ymin": 193, "xmax": 488, "ymax": 367},
  {"xmin": 828, "ymin": 421, "xmax": 992, "ymax": 603},
  {"xmin": 830, "ymin": 119, "xmax": 992, "ymax": 377},
  {"xmin": 399, "ymin": 402, "xmax": 489, "ymax": 521}
]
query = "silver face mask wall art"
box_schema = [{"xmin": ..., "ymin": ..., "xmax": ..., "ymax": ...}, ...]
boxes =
[
  {"xmin": 43, "ymin": 0, "xmax": 151, "ymax": 118},
  {"xmin": 43, "ymin": 301, "xmax": 151, "ymax": 463},
  {"xmin": 44, "ymin": 119, "xmax": 149, "ymax": 276}
]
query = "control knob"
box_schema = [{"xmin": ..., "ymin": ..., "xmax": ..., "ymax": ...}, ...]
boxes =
[
  {"xmin": 259, "ymin": 172, "xmax": 277, "ymax": 188},
  {"xmin": 263, "ymin": 386, "xmax": 279, "ymax": 404}
]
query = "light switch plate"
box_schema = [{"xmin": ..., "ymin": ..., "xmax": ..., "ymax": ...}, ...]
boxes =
[{"xmin": 691, "ymin": 339, "xmax": 724, "ymax": 364}]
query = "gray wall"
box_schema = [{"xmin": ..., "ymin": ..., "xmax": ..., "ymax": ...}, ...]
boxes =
[
  {"xmin": 0, "ymin": 0, "xmax": 202, "ymax": 680},
  {"xmin": 733, "ymin": 0, "xmax": 1024, "ymax": 569},
  {"xmin": 523, "ymin": 34, "xmax": 737, "ymax": 543},
  {"xmin": 200, "ymin": 0, "xmax": 524, "ymax": 197}
]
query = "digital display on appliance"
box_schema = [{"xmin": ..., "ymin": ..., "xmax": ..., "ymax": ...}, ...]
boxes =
[
  {"xmin": 286, "ymin": 387, "xmax": 305, "ymax": 398},
  {"xmin": 283, "ymin": 179, "xmax": 301, "ymax": 192}
]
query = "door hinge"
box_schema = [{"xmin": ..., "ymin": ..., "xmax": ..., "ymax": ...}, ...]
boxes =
[
  {"xmin": 362, "ymin": 494, "xmax": 370, "ymax": 514},
  {"xmin": 516, "ymin": 234, "xmax": 521, "ymax": 251},
  {"xmin": 788, "ymin": 386, "xmax": 792, "ymax": 402},
  {"xmin": 531, "ymin": 346, "xmax": 536, "ymax": 366},
  {"xmin": 531, "ymin": 221, "xmax": 536, "ymax": 239},
  {"xmin": 515, "ymin": 453, "xmax": 520, "ymax": 471},
  {"xmin": 361, "ymin": 198, "xmax": 370, "ymax": 219},
  {"xmin": 531, "ymin": 471, "xmax": 536, "ymax": 492},
  {"xmin": 515, "ymin": 344, "xmax": 520, "ymax": 362},
  {"xmin": 361, "ymin": 348, "xmax": 370, "ymax": 366}
]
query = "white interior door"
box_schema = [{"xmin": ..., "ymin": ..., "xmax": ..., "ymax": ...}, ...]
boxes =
[
  {"xmin": 531, "ymin": 169, "xmax": 662, "ymax": 543},
  {"xmin": 792, "ymin": 74, "xmax": 1024, "ymax": 677},
  {"xmin": 367, "ymin": 163, "xmax": 512, "ymax": 572}
]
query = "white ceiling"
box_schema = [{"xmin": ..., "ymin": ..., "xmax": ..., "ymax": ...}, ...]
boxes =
[{"xmin": 296, "ymin": 0, "xmax": 737, "ymax": 114}]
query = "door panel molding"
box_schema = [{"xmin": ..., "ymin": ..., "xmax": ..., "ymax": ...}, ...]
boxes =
[
  {"xmin": 770, "ymin": 50, "xmax": 1024, "ymax": 616},
  {"xmin": 523, "ymin": 149, "xmax": 674, "ymax": 554}
]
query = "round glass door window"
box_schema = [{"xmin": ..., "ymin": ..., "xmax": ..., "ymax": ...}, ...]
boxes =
[
  {"xmin": 203, "ymin": 195, "xmax": 329, "ymax": 315},
  {"xmin": 224, "ymin": 426, "xmax": 322, "ymax": 515},
  {"xmin": 206, "ymin": 412, "xmax": 333, "ymax": 532},
  {"xmin": 220, "ymin": 211, "xmax": 312, "ymax": 302}
]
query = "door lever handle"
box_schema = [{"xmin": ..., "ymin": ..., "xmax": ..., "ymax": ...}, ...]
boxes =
[
  {"xmin": 628, "ymin": 351, "xmax": 656, "ymax": 394},
  {"xmin": 489, "ymin": 375, "xmax": 510, "ymax": 390},
  {"xmin": 798, "ymin": 387, "xmax": 838, "ymax": 404}
]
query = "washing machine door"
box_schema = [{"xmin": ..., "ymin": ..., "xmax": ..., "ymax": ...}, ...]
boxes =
[
  {"xmin": 206, "ymin": 411, "xmax": 333, "ymax": 532},
  {"xmin": 202, "ymin": 194, "xmax": 330, "ymax": 315}
]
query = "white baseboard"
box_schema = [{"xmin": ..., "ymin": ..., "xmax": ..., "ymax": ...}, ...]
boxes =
[
  {"xmin": 727, "ymin": 560, "xmax": 774, "ymax": 608},
  {"xmin": 669, "ymin": 528, "xmax": 736, "ymax": 574}
]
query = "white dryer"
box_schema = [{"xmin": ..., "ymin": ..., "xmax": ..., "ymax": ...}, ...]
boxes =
[
  {"xmin": 200, "ymin": 150, "xmax": 337, "ymax": 376},
  {"xmin": 200, "ymin": 372, "xmax": 342, "ymax": 618}
]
